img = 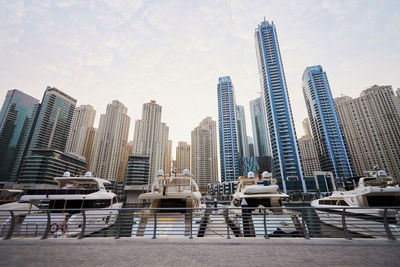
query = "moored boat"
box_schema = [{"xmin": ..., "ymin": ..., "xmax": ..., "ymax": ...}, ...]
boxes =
[
  {"xmin": 0, "ymin": 171, "xmax": 122, "ymax": 238},
  {"xmin": 227, "ymin": 171, "xmax": 304, "ymax": 237},
  {"xmin": 311, "ymin": 169, "xmax": 400, "ymax": 238}
]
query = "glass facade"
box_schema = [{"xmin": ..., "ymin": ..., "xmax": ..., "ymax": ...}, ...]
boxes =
[
  {"xmin": 302, "ymin": 65, "xmax": 353, "ymax": 178},
  {"xmin": 19, "ymin": 87, "xmax": 77, "ymax": 185},
  {"xmin": 254, "ymin": 20, "xmax": 306, "ymax": 193},
  {"xmin": 235, "ymin": 105, "xmax": 249, "ymax": 159},
  {"xmin": 18, "ymin": 149, "xmax": 86, "ymax": 186},
  {"xmin": 124, "ymin": 154, "xmax": 150, "ymax": 186},
  {"xmin": 217, "ymin": 76, "xmax": 241, "ymax": 182},
  {"xmin": 0, "ymin": 90, "xmax": 39, "ymax": 181},
  {"xmin": 249, "ymin": 97, "xmax": 270, "ymax": 157},
  {"xmin": 28, "ymin": 87, "xmax": 76, "ymax": 152}
]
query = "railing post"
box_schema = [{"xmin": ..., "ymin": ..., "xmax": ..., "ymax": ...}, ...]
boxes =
[
  {"xmin": 115, "ymin": 209, "xmax": 121, "ymax": 239},
  {"xmin": 341, "ymin": 209, "xmax": 352, "ymax": 240},
  {"xmin": 189, "ymin": 211, "xmax": 193, "ymax": 239},
  {"xmin": 226, "ymin": 209, "xmax": 231, "ymax": 239},
  {"xmin": 41, "ymin": 210, "xmax": 51, "ymax": 240},
  {"xmin": 152, "ymin": 211, "xmax": 157, "ymax": 239},
  {"xmin": 383, "ymin": 208, "xmax": 396, "ymax": 241},
  {"xmin": 263, "ymin": 208, "xmax": 269, "ymax": 239},
  {"xmin": 301, "ymin": 214, "xmax": 309, "ymax": 240},
  {"xmin": 78, "ymin": 210, "xmax": 86, "ymax": 239},
  {"xmin": 3, "ymin": 211, "xmax": 16, "ymax": 240}
]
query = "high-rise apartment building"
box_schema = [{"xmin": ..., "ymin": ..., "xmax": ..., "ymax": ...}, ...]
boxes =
[
  {"xmin": 176, "ymin": 141, "xmax": 190, "ymax": 174},
  {"xmin": 65, "ymin": 105, "xmax": 96, "ymax": 171},
  {"xmin": 132, "ymin": 100, "xmax": 168, "ymax": 184},
  {"xmin": 236, "ymin": 105, "xmax": 249, "ymax": 158},
  {"xmin": 91, "ymin": 100, "xmax": 130, "ymax": 182},
  {"xmin": 163, "ymin": 140, "xmax": 172, "ymax": 175},
  {"xmin": 249, "ymin": 97, "xmax": 270, "ymax": 157},
  {"xmin": 217, "ymin": 76, "xmax": 241, "ymax": 182},
  {"xmin": 298, "ymin": 137, "xmax": 320, "ymax": 177},
  {"xmin": 297, "ymin": 117, "xmax": 320, "ymax": 177},
  {"xmin": 27, "ymin": 87, "xmax": 76, "ymax": 152},
  {"xmin": 19, "ymin": 87, "xmax": 77, "ymax": 185},
  {"xmin": 302, "ymin": 65, "xmax": 353, "ymax": 178},
  {"xmin": 335, "ymin": 85, "xmax": 400, "ymax": 179},
  {"xmin": 191, "ymin": 117, "xmax": 218, "ymax": 192},
  {"xmin": 0, "ymin": 90, "xmax": 39, "ymax": 182},
  {"xmin": 254, "ymin": 20, "xmax": 305, "ymax": 192}
]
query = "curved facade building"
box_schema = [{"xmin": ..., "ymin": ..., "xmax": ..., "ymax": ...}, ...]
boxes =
[
  {"xmin": 302, "ymin": 65, "xmax": 353, "ymax": 178},
  {"xmin": 254, "ymin": 20, "xmax": 305, "ymax": 193}
]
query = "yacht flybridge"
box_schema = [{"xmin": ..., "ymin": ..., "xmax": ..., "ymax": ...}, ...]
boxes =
[
  {"xmin": 0, "ymin": 171, "xmax": 122, "ymax": 237},
  {"xmin": 311, "ymin": 169, "xmax": 400, "ymax": 237},
  {"xmin": 227, "ymin": 171, "xmax": 303, "ymax": 237},
  {"xmin": 132, "ymin": 169, "xmax": 205, "ymax": 237},
  {"xmin": 138, "ymin": 169, "xmax": 204, "ymax": 210}
]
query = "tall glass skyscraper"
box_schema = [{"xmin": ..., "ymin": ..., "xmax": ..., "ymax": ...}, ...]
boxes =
[
  {"xmin": 18, "ymin": 87, "xmax": 77, "ymax": 185},
  {"xmin": 236, "ymin": 105, "xmax": 249, "ymax": 158},
  {"xmin": 254, "ymin": 20, "xmax": 306, "ymax": 193},
  {"xmin": 27, "ymin": 87, "xmax": 77, "ymax": 152},
  {"xmin": 217, "ymin": 76, "xmax": 241, "ymax": 182},
  {"xmin": 302, "ymin": 65, "xmax": 353, "ymax": 178},
  {"xmin": 249, "ymin": 96, "xmax": 270, "ymax": 157},
  {"xmin": 0, "ymin": 90, "xmax": 39, "ymax": 182}
]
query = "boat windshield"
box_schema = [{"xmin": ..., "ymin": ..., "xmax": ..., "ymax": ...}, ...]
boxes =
[
  {"xmin": 34, "ymin": 199, "xmax": 113, "ymax": 213},
  {"xmin": 366, "ymin": 195, "xmax": 400, "ymax": 207}
]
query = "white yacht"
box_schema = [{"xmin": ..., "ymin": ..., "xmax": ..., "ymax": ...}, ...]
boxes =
[
  {"xmin": 0, "ymin": 171, "xmax": 122, "ymax": 238},
  {"xmin": 227, "ymin": 171, "xmax": 304, "ymax": 237},
  {"xmin": 311, "ymin": 169, "xmax": 400, "ymax": 238},
  {"xmin": 131, "ymin": 169, "xmax": 205, "ymax": 237}
]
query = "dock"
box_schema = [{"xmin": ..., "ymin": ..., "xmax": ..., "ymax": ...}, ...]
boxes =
[{"xmin": 1, "ymin": 238, "xmax": 399, "ymax": 266}]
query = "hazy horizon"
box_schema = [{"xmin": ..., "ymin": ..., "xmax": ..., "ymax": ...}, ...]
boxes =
[{"xmin": 1, "ymin": 0, "xmax": 399, "ymax": 158}]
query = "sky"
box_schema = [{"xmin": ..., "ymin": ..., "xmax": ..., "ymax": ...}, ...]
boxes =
[{"xmin": 1, "ymin": 0, "xmax": 400, "ymax": 156}]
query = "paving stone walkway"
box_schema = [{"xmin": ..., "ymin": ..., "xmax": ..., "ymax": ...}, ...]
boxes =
[{"xmin": 1, "ymin": 238, "xmax": 399, "ymax": 266}]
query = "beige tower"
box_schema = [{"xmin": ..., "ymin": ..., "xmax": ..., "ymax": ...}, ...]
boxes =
[
  {"xmin": 132, "ymin": 100, "xmax": 168, "ymax": 184},
  {"xmin": 298, "ymin": 118, "xmax": 320, "ymax": 176},
  {"xmin": 91, "ymin": 100, "xmax": 130, "ymax": 182},
  {"xmin": 176, "ymin": 141, "xmax": 190, "ymax": 174},
  {"xmin": 191, "ymin": 117, "xmax": 219, "ymax": 193},
  {"xmin": 163, "ymin": 140, "xmax": 172, "ymax": 174},
  {"xmin": 66, "ymin": 105, "xmax": 97, "ymax": 171},
  {"xmin": 335, "ymin": 85, "xmax": 400, "ymax": 179}
]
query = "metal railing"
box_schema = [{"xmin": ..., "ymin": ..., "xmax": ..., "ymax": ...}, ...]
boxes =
[{"xmin": 1, "ymin": 206, "xmax": 399, "ymax": 240}]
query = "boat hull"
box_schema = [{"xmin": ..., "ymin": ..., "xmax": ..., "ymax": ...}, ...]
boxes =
[{"xmin": 315, "ymin": 208, "xmax": 400, "ymax": 238}]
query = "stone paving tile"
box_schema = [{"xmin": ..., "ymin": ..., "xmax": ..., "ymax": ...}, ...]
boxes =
[{"xmin": 0, "ymin": 238, "xmax": 399, "ymax": 267}]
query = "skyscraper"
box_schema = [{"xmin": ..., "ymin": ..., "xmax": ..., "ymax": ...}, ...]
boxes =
[
  {"xmin": 0, "ymin": 89, "xmax": 39, "ymax": 182},
  {"xmin": 297, "ymin": 117, "xmax": 320, "ymax": 177},
  {"xmin": 27, "ymin": 87, "xmax": 76, "ymax": 152},
  {"xmin": 163, "ymin": 140, "xmax": 172, "ymax": 175},
  {"xmin": 254, "ymin": 20, "xmax": 305, "ymax": 192},
  {"xmin": 302, "ymin": 65, "xmax": 353, "ymax": 178},
  {"xmin": 65, "ymin": 105, "xmax": 96, "ymax": 171},
  {"xmin": 176, "ymin": 141, "xmax": 190, "ymax": 174},
  {"xmin": 335, "ymin": 85, "xmax": 400, "ymax": 179},
  {"xmin": 236, "ymin": 105, "xmax": 249, "ymax": 158},
  {"xmin": 18, "ymin": 87, "xmax": 79, "ymax": 185},
  {"xmin": 191, "ymin": 117, "xmax": 218, "ymax": 192},
  {"xmin": 91, "ymin": 100, "xmax": 130, "ymax": 182},
  {"xmin": 217, "ymin": 76, "xmax": 241, "ymax": 182},
  {"xmin": 249, "ymin": 97, "xmax": 270, "ymax": 157},
  {"xmin": 132, "ymin": 100, "xmax": 168, "ymax": 184}
]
